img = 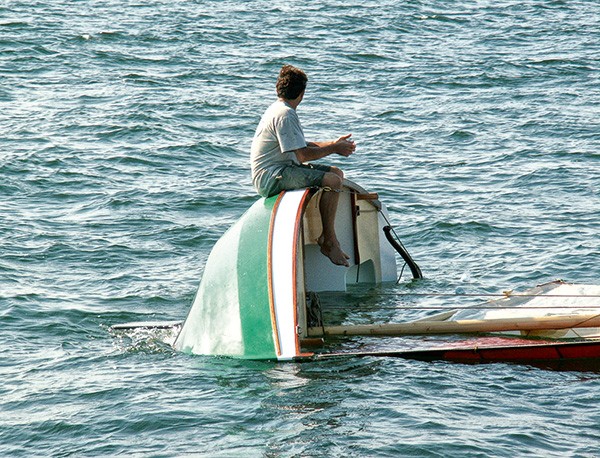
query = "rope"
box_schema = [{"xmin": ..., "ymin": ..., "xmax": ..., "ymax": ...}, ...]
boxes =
[
  {"xmin": 563, "ymin": 313, "xmax": 600, "ymax": 329},
  {"xmin": 320, "ymin": 186, "xmax": 337, "ymax": 192},
  {"xmin": 396, "ymin": 262, "xmax": 407, "ymax": 284}
]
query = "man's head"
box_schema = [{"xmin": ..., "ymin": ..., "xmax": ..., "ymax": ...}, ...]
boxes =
[{"xmin": 276, "ymin": 65, "xmax": 308, "ymax": 100}]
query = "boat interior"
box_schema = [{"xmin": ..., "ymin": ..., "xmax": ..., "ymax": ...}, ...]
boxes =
[{"xmin": 295, "ymin": 182, "xmax": 400, "ymax": 342}]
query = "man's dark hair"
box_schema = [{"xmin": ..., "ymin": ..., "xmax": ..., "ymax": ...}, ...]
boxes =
[{"xmin": 276, "ymin": 65, "xmax": 308, "ymax": 100}]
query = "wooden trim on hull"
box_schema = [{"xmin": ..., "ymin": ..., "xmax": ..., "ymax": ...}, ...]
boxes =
[{"xmin": 270, "ymin": 189, "xmax": 312, "ymax": 361}]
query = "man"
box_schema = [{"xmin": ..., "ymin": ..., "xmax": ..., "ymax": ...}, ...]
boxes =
[{"xmin": 251, "ymin": 64, "xmax": 356, "ymax": 267}]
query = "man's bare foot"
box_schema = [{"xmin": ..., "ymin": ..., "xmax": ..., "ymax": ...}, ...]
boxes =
[{"xmin": 317, "ymin": 236, "xmax": 350, "ymax": 267}]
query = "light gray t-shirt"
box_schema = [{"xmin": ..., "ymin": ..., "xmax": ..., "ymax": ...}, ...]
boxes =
[{"xmin": 251, "ymin": 100, "xmax": 307, "ymax": 192}]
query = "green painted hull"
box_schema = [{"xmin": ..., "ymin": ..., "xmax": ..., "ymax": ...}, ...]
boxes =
[{"xmin": 174, "ymin": 196, "xmax": 279, "ymax": 359}]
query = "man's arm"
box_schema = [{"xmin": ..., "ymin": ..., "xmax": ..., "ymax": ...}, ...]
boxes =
[{"xmin": 295, "ymin": 134, "xmax": 356, "ymax": 163}]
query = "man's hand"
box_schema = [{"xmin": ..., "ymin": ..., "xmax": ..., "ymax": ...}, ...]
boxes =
[
  {"xmin": 333, "ymin": 134, "xmax": 356, "ymax": 157},
  {"xmin": 296, "ymin": 134, "xmax": 356, "ymax": 163}
]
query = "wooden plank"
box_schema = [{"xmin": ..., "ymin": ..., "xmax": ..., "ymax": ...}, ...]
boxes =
[{"xmin": 306, "ymin": 314, "xmax": 600, "ymax": 337}]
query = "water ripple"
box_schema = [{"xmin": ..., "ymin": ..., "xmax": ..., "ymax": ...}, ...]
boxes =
[{"xmin": 2, "ymin": 0, "xmax": 600, "ymax": 456}]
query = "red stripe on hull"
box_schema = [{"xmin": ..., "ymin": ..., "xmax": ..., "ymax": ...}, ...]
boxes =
[{"xmin": 317, "ymin": 339, "xmax": 600, "ymax": 367}]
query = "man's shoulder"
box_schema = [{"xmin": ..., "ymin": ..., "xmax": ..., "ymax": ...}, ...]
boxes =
[{"xmin": 265, "ymin": 100, "xmax": 296, "ymax": 119}]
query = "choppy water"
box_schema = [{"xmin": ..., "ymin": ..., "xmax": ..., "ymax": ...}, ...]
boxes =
[{"xmin": 2, "ymin": 1, "xmax": 599, "ymax": 456}]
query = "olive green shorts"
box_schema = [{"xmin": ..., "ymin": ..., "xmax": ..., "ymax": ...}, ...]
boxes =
[{"xmin": 262, "ymin": 163, "xmax": 332, "ymax": 198}]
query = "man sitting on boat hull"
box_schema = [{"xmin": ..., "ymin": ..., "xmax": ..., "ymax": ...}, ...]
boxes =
[{"xmin": 251, "ymin": 64, "xmax": 355, "ymax": 267}]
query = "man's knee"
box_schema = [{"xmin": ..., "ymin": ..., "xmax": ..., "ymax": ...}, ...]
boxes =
[
  {"xmin": 322, "ymin": 172, "xmax": 342, "ymax": 190},
  {"xmin": 330, "ymin": 166, "xmax": 344, "ymax": 179}
]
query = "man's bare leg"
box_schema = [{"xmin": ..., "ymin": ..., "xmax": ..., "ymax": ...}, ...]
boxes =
[{"xmin": 317, "ymin": 170, "xmax": 350, "ymax": 267}]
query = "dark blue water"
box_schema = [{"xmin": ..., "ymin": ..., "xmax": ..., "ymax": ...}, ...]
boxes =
[{"xmin": 2, "ymin": 1, "xmax": 599, "ymax": 456}]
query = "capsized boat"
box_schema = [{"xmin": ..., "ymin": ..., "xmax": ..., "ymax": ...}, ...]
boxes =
[
  {"xmin": 173, "ymin": 179, "xmax": 420, "ymax": 360},
  {"xmin": 112, "ymin": 180, "xmax": 600, "ymax": 367}
]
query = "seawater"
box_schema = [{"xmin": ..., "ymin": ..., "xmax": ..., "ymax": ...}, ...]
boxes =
[{"xmin": 1, "ymin": 1, "xmax": 599, "ymax": 456}]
